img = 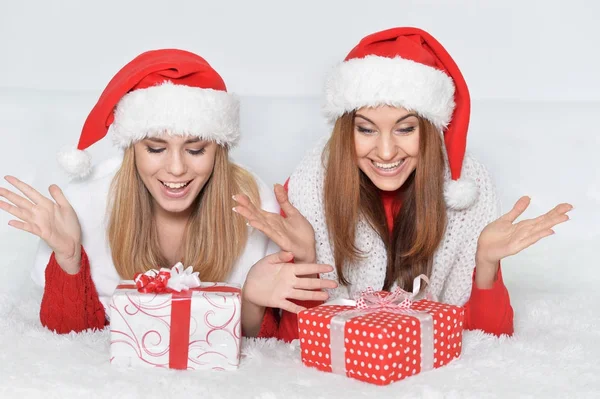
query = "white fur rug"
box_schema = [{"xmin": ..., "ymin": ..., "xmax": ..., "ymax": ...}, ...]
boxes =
[{"xmin": 1, "ymin": 280, "xmax": 599, "ymax": 399}]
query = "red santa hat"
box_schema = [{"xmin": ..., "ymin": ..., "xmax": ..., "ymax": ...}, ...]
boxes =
[
  {"xmin": 323, "ymin": 27, "xmax": 477, "ymax": 210},
  {"xmin": 58, "ymin": 49, "xmax": 239, "ymax": 179}
]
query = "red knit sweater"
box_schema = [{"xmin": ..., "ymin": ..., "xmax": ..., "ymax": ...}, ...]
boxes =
[{"xmin": 39, "ymin": 188, "xmax": 514, "ymax": 339}]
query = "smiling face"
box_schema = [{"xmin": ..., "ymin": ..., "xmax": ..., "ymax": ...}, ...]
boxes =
[
  {"xmin": 353, "ymin": 106, "xmax": 420, "ymax": 191},
  {"xmin": 133, "ymin": 134, "xmax": 218, "ymax": 215}
]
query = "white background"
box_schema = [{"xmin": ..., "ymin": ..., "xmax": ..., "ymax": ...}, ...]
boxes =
[{"xmin": 0, "ymin": 0, "xmax": 597, "ymax": 294}]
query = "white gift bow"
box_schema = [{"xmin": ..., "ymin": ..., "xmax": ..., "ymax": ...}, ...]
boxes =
[{"xmin": 161, "ymin": 262, "xmax": 202, "ymax": 292}]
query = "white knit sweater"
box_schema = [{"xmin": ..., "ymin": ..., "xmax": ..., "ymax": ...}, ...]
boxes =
[{"xmin": 287, "ymin": 141, "xmax": 501, "ymax": 306}]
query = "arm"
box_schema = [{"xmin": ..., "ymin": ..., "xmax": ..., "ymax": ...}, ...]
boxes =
[
  {"xmin": 40, "ymin": 246, "xmax": 107, "ymax": 334},
  {"xmin": 251, "ymin": 179, "xmax": 322, "ymax": 342},
  {"xmin": 463, "ymin": 265, "xmax": 514, "ymax": 336}
]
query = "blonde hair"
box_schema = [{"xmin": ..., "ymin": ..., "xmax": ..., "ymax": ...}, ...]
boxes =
[{"xmin": 107, "ymin": 145, "xmax": 259, "ymax": 281}]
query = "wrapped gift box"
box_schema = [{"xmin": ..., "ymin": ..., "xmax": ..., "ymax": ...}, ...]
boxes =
[
  {"xmin": 109, "ymin": 265, "xmax": 241, "ymax": 371},
  {"xmin": 298, "ymin": 290, "xmax": 464, "ymax": 385}
]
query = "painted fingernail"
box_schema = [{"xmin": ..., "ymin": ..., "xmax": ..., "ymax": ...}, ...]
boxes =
[
  {"xmin": 232, "ymin": 207, "xmax": 237, "ymax": 213},
  {"xmin": 232, "ymin": 195, "xmax": 237, "ymax": 201}
]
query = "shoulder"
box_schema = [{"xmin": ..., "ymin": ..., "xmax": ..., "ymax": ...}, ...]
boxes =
[
  {"xmin": 233, "ymin": 163, "xmax": 280, "ymax": 215},
  {"xmin": 288, "ymin": 136, "xmax": 329, "ymax": 191},
  {"xmin": 461, "ymin": 152, "xmax": 496, "ymax": 190},
  {"xmin": 62, "ymin": 156, "xmax": 122, "ymax": 204},
  {"xmin": 254, "ymin": 173, "xmax": 280, "ymax": 214},
  {"xmin": 454, "ymin": 152, "xmax": 501, "ymax": 221}
]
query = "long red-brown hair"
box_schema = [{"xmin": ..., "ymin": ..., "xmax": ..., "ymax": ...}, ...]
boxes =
[{"xmin": 323, "ymin": 111, "xmax": 447, "ymax": 292}]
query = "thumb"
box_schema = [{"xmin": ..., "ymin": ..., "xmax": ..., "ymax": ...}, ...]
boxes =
[
  {"xmin": 268, "ymin": 250, "xmax": 294, "ymax": 264},
  {"xmin": 500, "ymin": 196, "xmax": 531, "ymax": 223},
  {"xmin": 274, "ymin": 183, "xmax": 298, "ymax": 217}
]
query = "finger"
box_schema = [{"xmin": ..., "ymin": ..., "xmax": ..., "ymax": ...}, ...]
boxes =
[
  {"xmin": 0, "ymin": 187, "xmax": 35, "ymax": 210},
  {"xmin": 7, "ymin": 220, "xmax": 41, "ymax": 237},
  {"xmin": 4, "ymin": 176, "xmax": 47, "ymax": 205},
  {"xmin": 232, "ymin": 203, "xmax": 263, "ymax": 223},
  {"xmin": 293, "ymin": 277, "xmax": 338, "ymax": 290},
  {"xmin": 293, "ymin": 263, "xmax": 334, "ymax": 276},
  {"xmin": 525, "ymin": 203, "xmax": 573, "ymax": 230},
  {"xmin": 500, "ymin": 196, "xmax": 531, "ymax": 223},
  {"xmin": 233, "ymin": 194, "xmax": 271, "ymax": 222},
  {"xmin": 279, "ymin": 299, "xmax": 306, "ymax": 314},
  {"xmin": 537, "ymin": 212, "xmax": 570, "ymax": 231},
  {"xmin": 0, "ymin": 199, "xmax": 29, "ymax": 221},
  {"xmin": 266, "ymin": 250, "xmax": 295, "ymax": 264},
  {"xmin": 516, "ymin": 228, "xmax": 555, "ymax": 252},
  {"xmin": 48, "ymin": 185, "xmax": 71, "ymax": 208},
  {"xmin": 289, "ymin": 288, "xmax": 329, "ymax": 302},
  {"xmin": 248, "ymin": 219, "xmax": 284, "ymax": 244},
  {"xmin": 274, "ymin": 184, "xmax": 298, "ymax": 217}
]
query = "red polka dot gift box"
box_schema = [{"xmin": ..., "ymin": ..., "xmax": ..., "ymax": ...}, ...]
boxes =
[{"xmin": 297, "ymin": 278, "xmax": 465, "ymax": 386}]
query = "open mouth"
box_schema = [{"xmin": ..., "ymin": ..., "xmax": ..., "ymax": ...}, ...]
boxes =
[
  {"xmin": 371, "ymin": 159, "xmax": 405, "ymax": 171},
  {"xmin": 159, "ymin": 179, "xmax": 193, "ymax": 193}
]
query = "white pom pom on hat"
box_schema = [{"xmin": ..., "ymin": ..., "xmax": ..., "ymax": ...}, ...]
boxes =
[
  {"xmin": 57, "ymin": 148, "xmax": 92, "ymax": 180},
  {"xmin": 58, "ymin": 49, "xmax": 240, "ymax": 179},
  {"xmin": 323, "ymin": 27, "xmax": 479, "ymax": 210}
]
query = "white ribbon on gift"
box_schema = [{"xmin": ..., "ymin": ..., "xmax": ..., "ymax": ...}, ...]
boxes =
[{"xmin": 327, "ymin": 275, "xmax": 435, "ymax": 376}]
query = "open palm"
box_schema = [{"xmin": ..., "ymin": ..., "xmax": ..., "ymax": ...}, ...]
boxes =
[
  {"xmin": 234, "ymin": 183, "xmax": 316, "ymax": 264},
  {"xmin": 477, "ymin": 196, "xmax": 573, "ymax": 264},
  {"xmin": 0, "ymin": 176, "xmax": 81, "ymax": 268}
]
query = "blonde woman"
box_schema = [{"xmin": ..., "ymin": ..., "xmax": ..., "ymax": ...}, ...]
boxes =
[{"xmin": 0, "ymin": 49, "xmax": 333, "ymax": 335}]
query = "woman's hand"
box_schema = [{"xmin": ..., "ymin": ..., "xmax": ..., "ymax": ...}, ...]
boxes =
[
  {"xmin": 233, "ymin": 183, "xmax": 316, "ymax": 264},
  {"xmin": 243, "ymin": 251, "xmax": 338, "ymax": 314},
  {"xmin": 0, "ymin": 176, "xmax": 82, "ymax": 274},
  {"xmin": 475, "ymin": 196, "xmax": 573, "ymax": 288}
]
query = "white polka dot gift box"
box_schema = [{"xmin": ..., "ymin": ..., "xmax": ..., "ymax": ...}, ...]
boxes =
[
  {"xmin": 109, "ymin": 263, "xmax": 242, "ymax": 371},
  {"xmin": 297, "ymin": 276, "xmax": 464, "ymax": 386}
]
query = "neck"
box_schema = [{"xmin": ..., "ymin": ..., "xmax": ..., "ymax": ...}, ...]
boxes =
[{"xmin": 152, "ymin": 202, "xmax": 193, "ymax": 266}]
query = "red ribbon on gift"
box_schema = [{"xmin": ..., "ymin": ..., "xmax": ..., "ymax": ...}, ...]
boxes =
[
  {"xmin": 116, "ymin": 281, "xmax": 241, "ymax": 370},
  {"xmin": 133, "ymin": 270, "xmax": 172, "ymax": 293}
]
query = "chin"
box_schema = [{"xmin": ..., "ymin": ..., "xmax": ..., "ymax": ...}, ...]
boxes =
[
  {"xmin": 157, "ymin": 200, "xmax": 195, "ymax": 214},
  {"xmin": 372, "ymin": 178, "xmax": 407, "ymax": 192}
]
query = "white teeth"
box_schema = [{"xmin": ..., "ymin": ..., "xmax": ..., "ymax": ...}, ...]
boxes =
[
  {"xmin": 162, "ymin": 181, "xmax": 190, "ymax": 189},
  {"xmin": 373, "ymin": 160, "xmax": 404, "ymax": 170}
]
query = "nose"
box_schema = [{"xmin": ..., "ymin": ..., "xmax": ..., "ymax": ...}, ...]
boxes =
[
  {"xmin": 376, "ymin": 132, "xmax": 398, "ymax": 161},
  {"xmin": 166, "ymin": 150, "xmax": 187, "ymax": 176}
]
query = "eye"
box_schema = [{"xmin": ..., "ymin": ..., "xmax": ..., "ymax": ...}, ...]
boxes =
[
  {"xmin": 187, "ymin": 148, "xmax": 206, "ymax": 156},
  {"xmin": 146, "ymin": 146, "xmax": 165, "ymax": 154},
  {"xmin": 396, "ymin": 126, "xmax": 416, "ymax": 134},
  {"xmin": 357, "ymin": 126, "xmax": 376, "ymax": 134}
]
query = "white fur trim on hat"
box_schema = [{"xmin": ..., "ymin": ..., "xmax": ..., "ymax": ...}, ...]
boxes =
[
  {"xmin": 109, "ymin": 81, "xmax": 240, "ymax": 148},
  {"xmin": 444, "ymin": 178, "xmax": 478, "ymax": 210},
  {"xmin": 324, "ymin": 55, "xmax": 455, "ymax": 129},
  {"xmin": 57, "ymin": 148, "xmax": 92, "ymax": 179}
]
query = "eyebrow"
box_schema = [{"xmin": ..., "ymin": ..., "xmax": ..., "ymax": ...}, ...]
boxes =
[
  {"xmin": 145, "ymin": 137, "xmax": 204, "ymax": 144},
  {"xmin": 354, "ymin": 113, "xmax": 418, "ymax": 125}
]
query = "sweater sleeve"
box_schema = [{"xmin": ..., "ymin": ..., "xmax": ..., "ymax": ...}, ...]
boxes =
[
  {"xmin": 39, "ymin": 246, "xmax": 107, "ymax": 334},
  {"xmin": 255, "ymin": 178, "xmax": 320, "ymax": 342},
  {"xmin": 463, "ymin": 266, "xmax": 514, "ymax": 336}
]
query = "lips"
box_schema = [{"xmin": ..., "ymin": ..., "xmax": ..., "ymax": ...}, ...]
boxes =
[
  {"xmin": 372, "ymin": 159, "xmax": 405, "ymax": 170},
  {"xmin": 158, "ymin": 179, "xmax": 194, "ymax": 199},
  {"xmin": 160, "ymin": 180, "xmax": 192, "ymax": 189}
]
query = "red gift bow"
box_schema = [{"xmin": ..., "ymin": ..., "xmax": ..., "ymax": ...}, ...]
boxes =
[{"xmin": 133, "ymin": 269, "xmax": 172, "ymax": 293}]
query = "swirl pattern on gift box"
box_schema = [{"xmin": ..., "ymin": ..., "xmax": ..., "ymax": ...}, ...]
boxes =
[{"xmin": 109, "ymin": 268, "xmax": 241, "ymax": 371}]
